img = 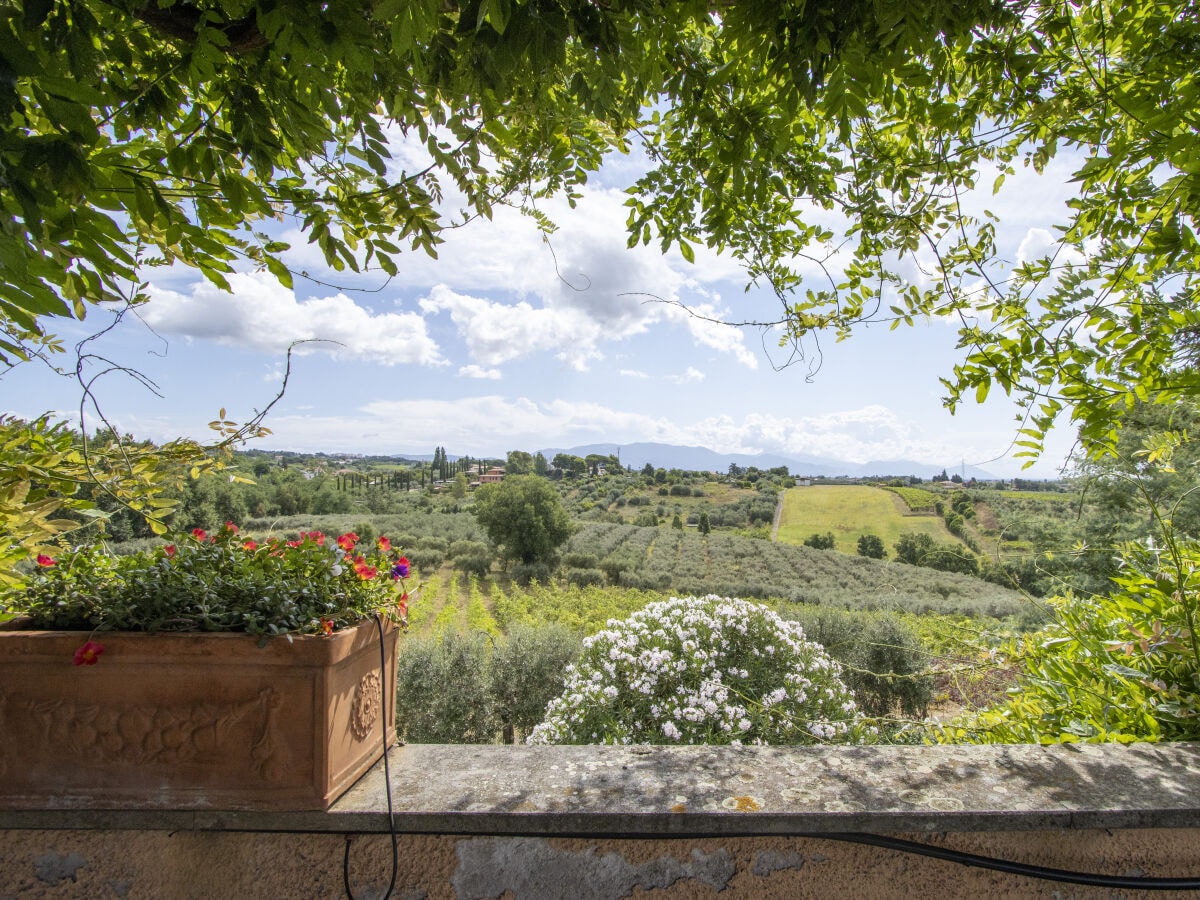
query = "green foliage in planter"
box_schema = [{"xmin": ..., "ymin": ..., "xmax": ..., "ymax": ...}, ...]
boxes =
[{"xmin": 3, "ymin": 524, "xmax": 410, "ymax": 635}]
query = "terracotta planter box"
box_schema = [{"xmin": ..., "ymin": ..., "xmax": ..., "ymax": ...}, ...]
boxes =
[{"xmin": 0, "ymin": 618, "xmax": 398, "ymax": 811}]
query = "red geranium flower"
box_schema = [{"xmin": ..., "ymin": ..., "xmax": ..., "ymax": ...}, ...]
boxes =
[
  {"xmin": 377, "ymin": 536, "xmax": 391, "ymax": 552},
  {"xmin": 243, "ymin": 539, "xmax": 258, "ymax": 551},
  {"xmin": 191, "ymin": 528, "xmax": 207, "ymax": 542},
  {"xmin": 337, "ymin": 532, "xmax": 359, "ymax": 551},
  {"xmin": 301, "ymin": 531, "xmax": 326, "ymax": 546},
  {"xmin": 224, "ymin": 521, "xmax": 239, "ymax": 534},
  {"xmin": 352, "ymin": 557, "xmax": 377, "ymax": 580},
  {"xmin": 36, "ymin": 554, "xmax": 55, "ymax": 567},
  {"xmin": 73, "ymin": 641, "xmax": 105, "ymax": 666}
]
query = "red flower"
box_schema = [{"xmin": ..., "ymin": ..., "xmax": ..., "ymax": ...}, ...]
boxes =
[
  {"xmin": 301, "ymin": 531, "xmax": 326, "ymax": 546},
  {"xmin": 243, "ymin": 539, "xmax": 258, "ymax": 551},
  {"xmin": 397, "ymin": 593, "xmax": 409, "ymax": 619},
  {"xmin": 223, "ymin": 521, "xmax": 239, "ymax": 534},
  {"xmin": 337, "ymin": 532, "xmax": 359, "ymax": 551},
  {"xmin": 392, "ymin": 557, "xmax": 410, "ymax": 579},
  {"xmin": 320, "ymin": 618, "xmax": 334, "ymax": 636},
  {"xmin": 36, "ymin": 554, "xmax": 55, "ymax": 567},
  {"xmin": 164, "ymin": 544, "xmax": 176, "ymax": 558},
  {"xmin": 73, "ymin": 641, "xmax": 105, "ymax": 666},
  {"xmin": 286, "ymin": 539, "xmax": 302, "ymax": 548},
  {"xmin": 377, "ymin": 536, "xmax": 391, "ymax": 552},
  {"xmin": 191, "ymin": 528, "xmax": 207, "ymax": 542},
  {"xmin": 352, "ymin": 557, "xmax": 377, "ymax": 580}
]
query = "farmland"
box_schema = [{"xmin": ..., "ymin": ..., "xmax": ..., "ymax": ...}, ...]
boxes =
[{"xmin": 776, "ymin": 484, "xmax": 961, "ymax": 553}]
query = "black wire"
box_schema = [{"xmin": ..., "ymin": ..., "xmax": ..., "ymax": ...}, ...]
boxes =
[
  {"xmin": 812, "ymin": 832, "xmax": 1200, "ymax": 891},
  {"xmin": 342, "ymin": 615, "xmax": 400, "ymax": 900}
]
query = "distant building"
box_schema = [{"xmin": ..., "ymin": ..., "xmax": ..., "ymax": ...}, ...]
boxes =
[{"xmin": 479, "ymin": 467, "xmax": 505, "ymax": 483}]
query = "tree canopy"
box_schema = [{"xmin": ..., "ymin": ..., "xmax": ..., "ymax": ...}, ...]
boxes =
[
  {"xmin": 471, "ymin": 474, "xmax": 573, "ymax": 566},
  {"xmin": 4, "ymin": 0, "xmax": 1196, "ymax": 462}
]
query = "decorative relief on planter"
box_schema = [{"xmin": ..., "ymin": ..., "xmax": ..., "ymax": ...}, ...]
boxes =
[
  {"xmin": 3, "ymin": 687, "xmax": 291, "ymax": 780},
  {"xmin": 351, "ymin": 672, "xmax": 382, "ymax": 742}
]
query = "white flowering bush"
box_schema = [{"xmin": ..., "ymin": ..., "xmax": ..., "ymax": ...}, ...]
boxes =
[{"xmin": 528, "ymin": 595, "xmax": 865, "ymax": 746}]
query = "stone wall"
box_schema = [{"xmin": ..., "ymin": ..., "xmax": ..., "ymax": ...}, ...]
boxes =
[{"xmin": 4, "ymin": 743, "xmax": 1200, "ymax": 898}]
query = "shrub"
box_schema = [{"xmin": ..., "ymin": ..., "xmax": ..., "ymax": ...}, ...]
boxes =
[
  {"xmin": 407, "ymin": 546, "xmax": 445, "ymax": 572},
  {"xmin": 562, "ymin": 552, "xmax": 600, "ymax": 569},
  {"xmin": 529, "ymin": 595, "xmax": 865, "ymax": 746},
  {"xmin": 490, "ymin": 623, "xmax": 583, "ymax": 741},
  {"xmin": 566, "ymin": 567, "xmax": 606, "ymax": 587},
  {"xmin": 949, "ymin": 539, "xmax": 1200, "ymax": 743},
  {"xmin": 395, "ymin": 631, "xmax": 498, "ymax": 742},
  {"xmin": 512, "ymin": 561, "xmax": 553, "ymax": 586},
  {"xmin": 845, "ymin": 618, "xmax": 931, "ymax": 718},
  {"xmin": 857, "ymin": 534, "xmax": 886, "ymax": 559},
  {"xmin": 804, "ymin": 532, "xmax": 836, "ymax": 550}
]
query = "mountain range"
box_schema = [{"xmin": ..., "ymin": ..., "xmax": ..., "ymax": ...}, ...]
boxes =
[{"xmin": 537, "ymin": 442, "xmax": 999, "ymax": 480}]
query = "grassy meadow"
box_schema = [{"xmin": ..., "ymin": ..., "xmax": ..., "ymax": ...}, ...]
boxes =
[{"xmin": 776, "ymin": 484, "xmax": 962, "ymax": 553}]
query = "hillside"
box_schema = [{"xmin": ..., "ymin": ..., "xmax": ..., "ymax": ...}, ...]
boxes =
[{"xmin": 563, "ymin": 521, "xmax": 1026, "ymax": 618}]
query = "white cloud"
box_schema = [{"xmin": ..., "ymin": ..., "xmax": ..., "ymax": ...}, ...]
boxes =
[
  {"xmin": 668, "ymin": 367, "xmax": 705, "ymax": 384},
  {"xmin": 140, "ymin": 271, "xmax": 446, "ymax": 367},
  {"xmin": 620, "ymin": 369, "xmax": 650, "ymax": 379},
  {"xmin": 459, "ymin": 364, "xmax": 502, "ymax": 380},
  {"xmin": 685, "ymin": 406, "xmax": 967, "ymax": 464}
]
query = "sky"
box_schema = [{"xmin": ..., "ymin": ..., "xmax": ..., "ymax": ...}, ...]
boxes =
[{"xmin": 2, "ymin": 130, "xmax": 1087, "ymax": 479}]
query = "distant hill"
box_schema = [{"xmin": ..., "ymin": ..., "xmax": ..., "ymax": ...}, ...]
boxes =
[{"xmin": 540, "ymin": 441, "xmax": 999, "ymax": 480}]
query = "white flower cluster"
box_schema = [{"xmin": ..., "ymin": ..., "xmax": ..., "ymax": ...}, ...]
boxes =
[{"xmin": 528, "ymin": 595, "xmax": 864, "ymax": 746}]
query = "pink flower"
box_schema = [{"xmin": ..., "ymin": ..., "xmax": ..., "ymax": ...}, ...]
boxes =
[
  {"xmin": 223, "ymin": 521, "xmax": 239, "ymax": 534},
  {"xmin": 164, "ymin": 544, "xmax": 177, "ymax": 558},
  {"xmin": 36, "ymin": 554, "xmax": 55, "ymax": 567},
  {"xmin": 73, "ymin": 641, "xmax": 105, "ymax": 666}
]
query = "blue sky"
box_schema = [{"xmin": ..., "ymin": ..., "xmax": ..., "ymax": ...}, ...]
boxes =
[{"xmin": 3, "ymin": 132, "xmax": 1085, "ymax": 478}]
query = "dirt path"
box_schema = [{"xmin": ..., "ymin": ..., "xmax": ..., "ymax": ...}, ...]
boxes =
[{"xmin": 771, "ymin": 491, "xmax": 784, "ymax": 541}]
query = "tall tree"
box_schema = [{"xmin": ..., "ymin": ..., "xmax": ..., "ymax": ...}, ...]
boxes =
[
  {"xmin": 506, "ymin": 450, "xmax": 535, "ymax": 476},
  {"xmin": 472, "ymin": 475, "xmax": 573, "ymax": 566}
]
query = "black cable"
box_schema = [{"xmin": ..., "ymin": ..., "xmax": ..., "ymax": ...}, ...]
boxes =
[
  {"xmin": 813, "ymin": 832, "xmax": 1200, "ymax": 891},
  {"xmin": 343, "ymin": 614, "xmax": 400, "ymax": 900}
]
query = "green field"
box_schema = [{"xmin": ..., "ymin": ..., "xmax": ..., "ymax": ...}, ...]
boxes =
[{"xmin": 776, "ymin": 485, "xmax": 961, "ymax": 554}]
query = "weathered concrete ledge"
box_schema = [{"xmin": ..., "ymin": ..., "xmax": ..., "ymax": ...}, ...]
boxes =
[{"xmin": 3, "ymin": 741, "xmax": 1200, "ymax": 836}]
